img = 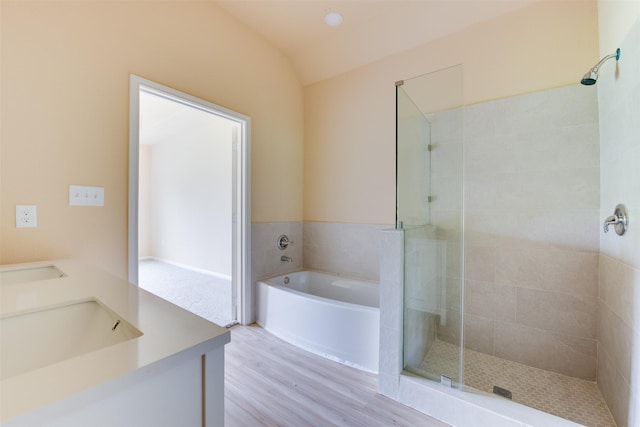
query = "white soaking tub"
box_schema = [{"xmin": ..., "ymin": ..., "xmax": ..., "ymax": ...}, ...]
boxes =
[{"xmin": 257, "ymin": 270, "xmax": 380, "ymax": 372}]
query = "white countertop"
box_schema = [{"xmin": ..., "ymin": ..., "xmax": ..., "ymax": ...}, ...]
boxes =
[{"xmin": 0, "ymin": 259, "xmax": 230, "ymax": 423}]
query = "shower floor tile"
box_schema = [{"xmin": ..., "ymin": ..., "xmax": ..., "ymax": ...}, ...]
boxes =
[{"xmin": 421, "ymin": 340, "xmax": 616, "ymax": 427}]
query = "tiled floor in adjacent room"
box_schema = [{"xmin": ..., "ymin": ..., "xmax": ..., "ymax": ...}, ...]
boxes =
[{"xmin": 422, "ymin": 340, "xmax": 616, "ymax": 427}]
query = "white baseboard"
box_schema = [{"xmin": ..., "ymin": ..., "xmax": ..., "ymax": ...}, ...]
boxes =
[{"xmin": 140, "ymin": 257, "xmax": 232, "ymax": 282}]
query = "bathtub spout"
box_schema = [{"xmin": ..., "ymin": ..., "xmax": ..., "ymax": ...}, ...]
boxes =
[{"xmin": 281, "ymin": 255, "xmax": 293, "ymax": 263}]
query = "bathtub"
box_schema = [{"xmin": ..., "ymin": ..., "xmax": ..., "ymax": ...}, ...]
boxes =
[{"xmin": 256, "ymin": 270, "xmax": 380, "ymax": 372}]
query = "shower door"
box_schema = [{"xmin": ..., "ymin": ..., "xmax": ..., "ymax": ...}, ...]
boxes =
[
  {"xmin": 396, "ymin": 85, "xmax": 431, "ymax": 227},
  {"xmin": 396, "ymin": 65, "xmax": 464, "ymax": 386}
]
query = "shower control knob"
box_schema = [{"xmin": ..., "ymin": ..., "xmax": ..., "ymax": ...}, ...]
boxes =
[
  {"xmin": 603, "ymin": 204, "xmax": 628, "ymax": 236},
  {"xmin": 277, "ymin": 234, "xmax": 293, "ymax": 250}
]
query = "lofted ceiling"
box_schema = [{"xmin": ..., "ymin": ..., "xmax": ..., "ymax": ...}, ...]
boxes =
[{"xmin": 213, "ymin": 0, "xmax": 545, "ymax": 85}]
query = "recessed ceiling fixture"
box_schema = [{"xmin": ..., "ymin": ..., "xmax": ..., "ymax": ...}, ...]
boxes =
[{"xmin": 324, "ymin": 11, "xmax": 343, "ymax": 27}]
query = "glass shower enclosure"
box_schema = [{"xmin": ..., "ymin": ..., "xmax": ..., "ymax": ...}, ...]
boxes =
[
  {"xmin": 395, "ymin": 67, "xmax": 614, "ymax": 427},
  {"xmin": 396, "ymin": 65, "xmax": 464, "ymax": 386}
]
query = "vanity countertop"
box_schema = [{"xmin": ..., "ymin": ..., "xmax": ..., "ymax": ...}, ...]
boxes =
[{"xmin": 0, "ymin": 259, "xmax": 230, "ymax": 423}]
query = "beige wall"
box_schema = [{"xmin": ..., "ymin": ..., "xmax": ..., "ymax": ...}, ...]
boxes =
[
  {"xmin": 0, "ymin": 1, "xmax": 304, "ymax": 278},
  {"xmin": 596, "ymin": 3, "xmax": 640, "ymax": 426},
  {"xmin": 304, "ymin": 0, "xmax": 598, "ymax": 224},
  {"xmin": 598, "ymin": 0, "xmax": 640, "ymax": 56}
]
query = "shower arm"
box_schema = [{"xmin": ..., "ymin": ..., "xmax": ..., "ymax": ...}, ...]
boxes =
[{"xmin": 589, "ymin": 52, "xmax": 619, "ymax": 73}]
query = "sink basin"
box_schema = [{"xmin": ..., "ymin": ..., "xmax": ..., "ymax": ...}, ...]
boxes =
[
  {"xmin": 0, "ymin": 299, "xmax": 143, "ymax": 380},
  {"xmin": 0, "ymin": 265, "xmax": 65, "ymax": 285}
]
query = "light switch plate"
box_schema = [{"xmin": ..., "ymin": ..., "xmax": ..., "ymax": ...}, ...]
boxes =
[{"xmin": 69, "ymin": 185, "xmax": 104, "ymax": 206}]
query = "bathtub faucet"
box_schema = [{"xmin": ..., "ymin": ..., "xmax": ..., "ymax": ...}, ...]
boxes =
[{"xmin": 281, "ymin": 255, "xmax": 292, "ymax": 263}]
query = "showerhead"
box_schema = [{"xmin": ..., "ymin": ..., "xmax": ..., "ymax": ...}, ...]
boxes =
[
  {"xmin": 580, "ymin": 48, "xmax": 620, "ymax": 85},
  {"xmin": 580, "ymin": 70, "xmax": 598, "ymax": 86}
]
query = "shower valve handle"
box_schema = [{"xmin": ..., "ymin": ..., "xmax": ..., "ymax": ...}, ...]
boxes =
[
  {"xmin": 603, "ymin": 204, "xmax": 628, "ymax": 236},
  {"xmin": 603, "ymin": 215, "xmax": 619, "ymax": 232},
  {"xmin": 277, "ymin": 234, "xmax": 294, "ymax": 250}
]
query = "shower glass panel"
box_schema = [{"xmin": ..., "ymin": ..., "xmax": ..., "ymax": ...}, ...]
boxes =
[
  {"xmin": 397, "ymin": 65, "xmax": 464, "ymax": 386},
  {"xmin": 396, "ymin": 86, "xmax": 431, "ymax": 227}
]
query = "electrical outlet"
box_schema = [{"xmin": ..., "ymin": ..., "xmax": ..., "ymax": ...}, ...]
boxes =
[
  {"xmin": 69, "ymin": 185, "xmax": 104, "ymax": 206},
  {"xmin": 16, "ymin": 205, "xmax": 37, "ymax": 228}
]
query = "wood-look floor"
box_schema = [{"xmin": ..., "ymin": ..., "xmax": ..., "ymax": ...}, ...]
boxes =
[{"xmin": 225, "ymin": 324, "xmax": 451, "ymax": 427}]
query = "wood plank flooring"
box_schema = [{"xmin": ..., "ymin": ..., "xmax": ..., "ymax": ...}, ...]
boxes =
[{"xmin": 225, "ymin": 324, "xmax": 451, "ymax": 427}]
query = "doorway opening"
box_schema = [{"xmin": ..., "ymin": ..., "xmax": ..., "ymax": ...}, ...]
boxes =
[{"xmin": 128, "ymin": 75, "xmax": 251, "ymax": 326}]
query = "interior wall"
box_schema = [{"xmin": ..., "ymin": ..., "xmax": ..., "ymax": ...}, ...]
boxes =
[
  {"xmin": 303, "ymin": 0, "xmax": 598, "ymax": 225},
  {"xmin": 143, "ymin": 110, "xmax": 234, "ymax": 277},
  {"xmin": 596, "ymin": 2, "xmax": 640, "ymax": 425},
  {"xmin": 0, "ymin": 1, "xmax": 304, "ymax": 279}
]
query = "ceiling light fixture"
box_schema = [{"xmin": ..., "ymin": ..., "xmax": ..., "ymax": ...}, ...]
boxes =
[{"xmin": 324, "ymin": 11, "xmax": 343, "ymax": 27}]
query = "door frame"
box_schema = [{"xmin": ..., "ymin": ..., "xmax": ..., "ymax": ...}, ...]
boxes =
[{"xmin": 128, "ymin": 75, "xmax": 252, "ymax": 325}]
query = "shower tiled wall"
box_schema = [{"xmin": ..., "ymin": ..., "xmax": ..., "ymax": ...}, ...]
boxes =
[
  {"xmin": 251, "ymin": 221, "xmax": 388, "ymax": 283},
  {"xmin": 303, "ymin": 222, "xmax": 388, "ymax": 281},
  {"xmin": 597, "ymin": 17, "xmax": 640, "ymax": 427},
  {"xmin": 251, "ymin": 222, "xmax": 303, "ymax": 283},
  {"xmin": 462, "ymin": 84, "xmax": 601, "ymax": 380}
]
